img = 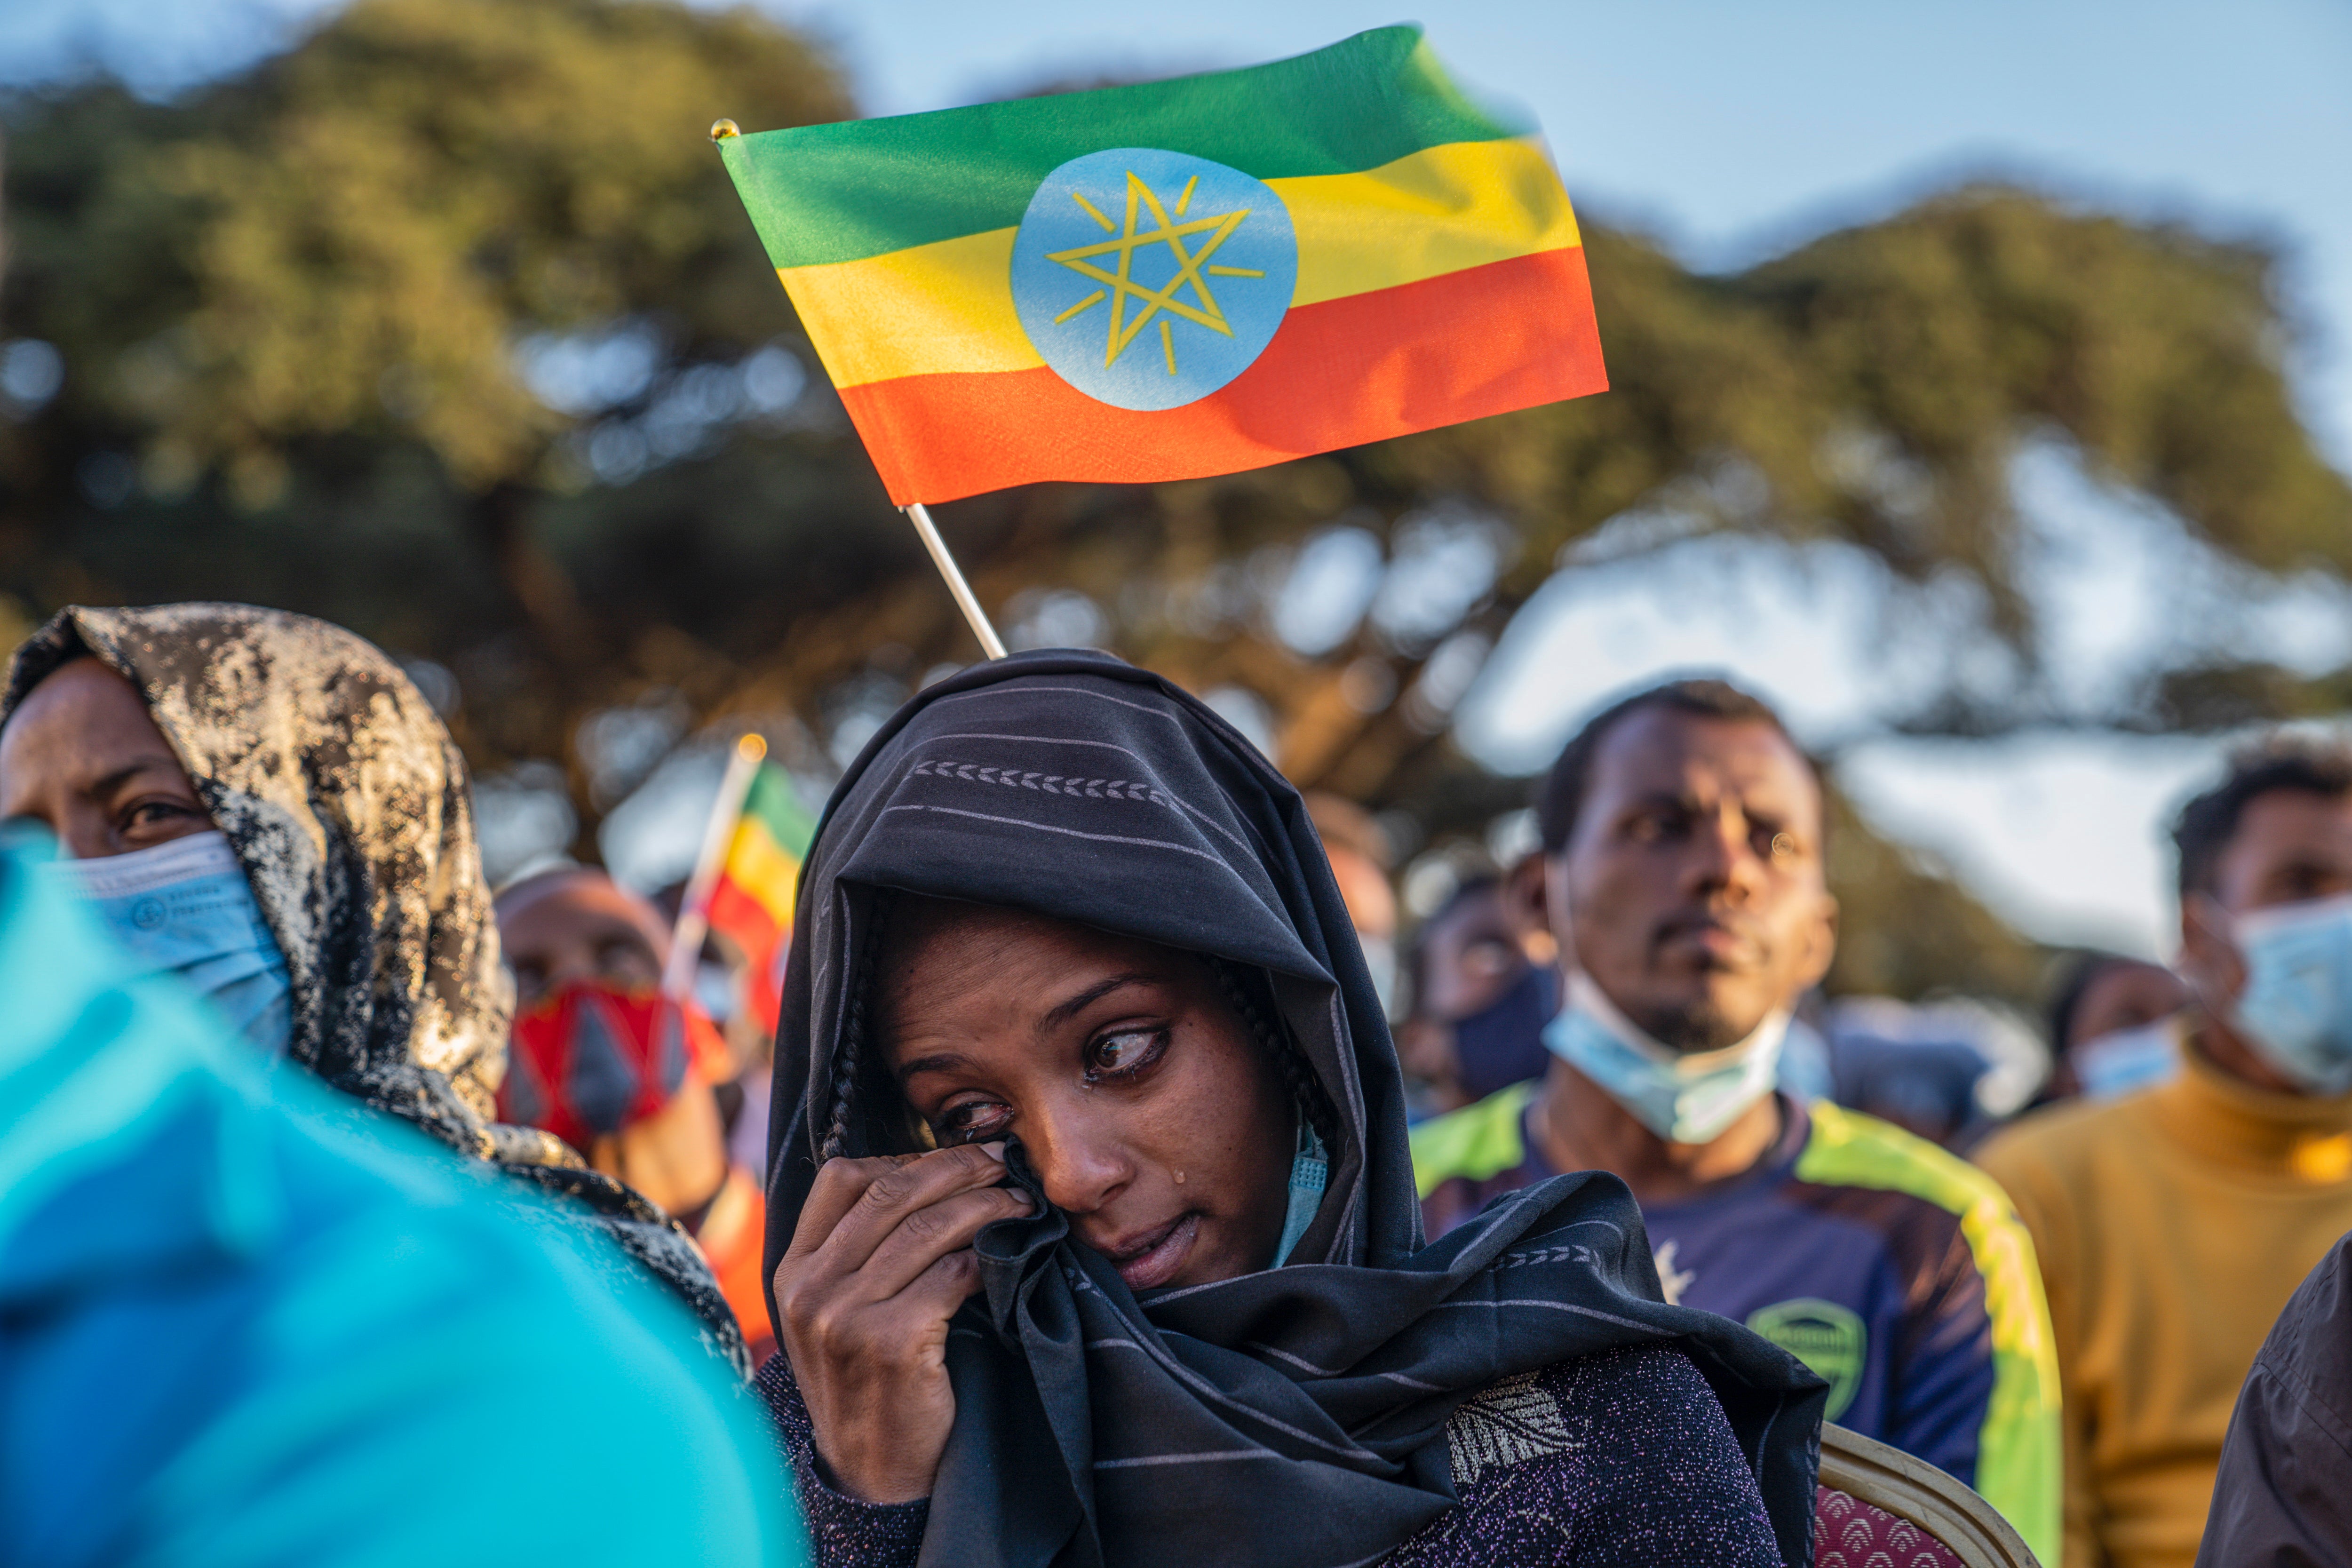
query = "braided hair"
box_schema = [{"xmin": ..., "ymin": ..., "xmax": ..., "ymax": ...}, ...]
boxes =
[
  {"xmin": 1211, "ymin": 957, "xmax": 1339, "ymax": 1153},
  {"xmin": 819, "ymin": 888, "xmax": 898, "ymax": 1161}
]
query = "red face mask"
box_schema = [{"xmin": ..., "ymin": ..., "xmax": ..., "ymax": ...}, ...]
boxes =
[{"xmin": 499, "ymin": 982, "xmax": 729, "ymax": 1154}]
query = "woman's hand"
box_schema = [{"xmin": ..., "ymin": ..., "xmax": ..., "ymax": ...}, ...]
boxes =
[{"xmin": 773, "ymin": 1141, "xmax": 1034, "ymax": 1504}]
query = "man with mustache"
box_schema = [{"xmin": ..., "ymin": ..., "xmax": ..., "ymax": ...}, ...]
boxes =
[{"xmin": 1411, "ymin": 678, "xmax": 2060, "ymax": 1562}]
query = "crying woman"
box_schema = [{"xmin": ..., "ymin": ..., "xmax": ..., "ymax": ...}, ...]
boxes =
[{"xmin": 756, "ymin": 652, "xmax": 1828, "ymax": 1568}]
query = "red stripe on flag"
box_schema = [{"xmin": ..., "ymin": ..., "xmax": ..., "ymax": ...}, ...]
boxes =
[
  {"xmin": 708, "ymin": 876, "xmax": 788, "ymax": 1034},
  {"xmin": 838, "ymin": 246, "xmax": 1605, "ymax": 504}
]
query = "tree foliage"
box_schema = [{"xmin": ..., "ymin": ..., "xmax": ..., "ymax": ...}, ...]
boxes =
[{"xmin": 6, "ymin": 0, "xmax": 2348, "ymax": 1005}]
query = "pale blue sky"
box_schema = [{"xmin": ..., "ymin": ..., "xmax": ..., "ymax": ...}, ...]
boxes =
[{"xmin": 8, "ymin": 0, "xmax": 2351, "ymax": 958}]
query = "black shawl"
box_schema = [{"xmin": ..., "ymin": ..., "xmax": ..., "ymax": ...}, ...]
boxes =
[{"xmin": 763, "ymin": 651, "xmax": 1824, "ymax": 1568}]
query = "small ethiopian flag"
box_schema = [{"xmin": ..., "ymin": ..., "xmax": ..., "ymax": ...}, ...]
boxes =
[
  {"xmin": 697, "ymin": 754, "xmax": 818, "ymax": 1034},
  {"xmin": 677, "ymin": 748, "xmax": 823, "ymax": 1043},
  {"xmin": 715, "ymin": 26, "xmax": 1605, "ymax": 505}
]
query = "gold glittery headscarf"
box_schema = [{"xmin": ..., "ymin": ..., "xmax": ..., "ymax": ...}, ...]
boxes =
[
  {"xmin": 2, "ymin": 602, "xmax": 751, "ymax": 1371},
  {"xmin": 2, "ymin": 602, "xmax": 513, "ymax": 1139}
]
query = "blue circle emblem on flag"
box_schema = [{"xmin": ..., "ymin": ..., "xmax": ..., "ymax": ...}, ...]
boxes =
[{"xmin": 1011, "ymin": 148, "xmax": 1297, "ymax": 413}]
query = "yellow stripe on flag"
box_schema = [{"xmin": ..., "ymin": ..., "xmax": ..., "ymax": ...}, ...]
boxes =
[
  {"xmin": 780, "ymin": 137, "xmax": 1579, "ymax": 390},
  {"xmin": 1286, "ymin": 138, "xmax": 1581, "ymax": 302},
  {"xmin": 784, "ymin": 229, "xmax": 1037, "ymax": 386},
  {"xmin": 723, "ymin": 815, "xmax": 803, "ymax": 926}
]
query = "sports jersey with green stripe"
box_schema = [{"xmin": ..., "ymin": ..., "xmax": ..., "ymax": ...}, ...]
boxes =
[{"xmin": 1411, "ymin": 1086, "xmax": 2060, "ymax": 1564}]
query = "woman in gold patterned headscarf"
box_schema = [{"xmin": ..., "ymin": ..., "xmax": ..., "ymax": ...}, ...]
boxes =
[{"xmin": 0, "ymin": 602, "xmax": 747, "ymax": 1369}]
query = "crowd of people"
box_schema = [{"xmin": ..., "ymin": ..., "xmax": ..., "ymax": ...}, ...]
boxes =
[{"xmin": 7, "ymin": 598, "xmax": 2352, "ymax": 1567}]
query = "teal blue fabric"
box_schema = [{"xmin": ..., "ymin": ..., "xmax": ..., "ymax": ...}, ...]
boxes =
[{"xmin": 0, "ymin": 828, "xmax": 807, "ymax": 1568}]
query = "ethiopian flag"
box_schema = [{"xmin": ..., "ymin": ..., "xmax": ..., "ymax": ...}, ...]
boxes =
[
  {"xmin": 706, "ymin": 760, "xmax": 816, "ymax": 1034},
  {"xmin": 715, "ymin": 26, "xmax": 1605, "ymax": 505}
]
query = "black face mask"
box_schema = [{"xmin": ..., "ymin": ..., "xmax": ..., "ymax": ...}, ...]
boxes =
[{"xmin": 1451, "ymin": 961, "xmax": 1559, "ymax": 1101}]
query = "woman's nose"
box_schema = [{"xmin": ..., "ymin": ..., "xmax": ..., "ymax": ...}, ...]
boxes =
[{"xmin": 1019, "ymin": 1092, "xmax": 1135, "ymax": 1216}]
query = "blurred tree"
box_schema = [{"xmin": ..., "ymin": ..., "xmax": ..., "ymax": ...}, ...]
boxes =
[
  {"xmin": 0, "ymin": 0, "xmax": 868, "ymax": 808},
  {"xmin": 6, "ymin": 1, "xmax": 2349, "ymax": 1003},
  {"xmin": 1819, "ymin": 790, "xmax": 2046, "ymax": 1004}
]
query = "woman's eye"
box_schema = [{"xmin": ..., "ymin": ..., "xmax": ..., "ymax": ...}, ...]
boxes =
[
  {"xmin": 1086, "ymin": 1027, "xmax": 1167, "ymax": 1081},
  {"xmin": 936, "ymin": 1100, "xmax": 1012, "ymax": 1144}
]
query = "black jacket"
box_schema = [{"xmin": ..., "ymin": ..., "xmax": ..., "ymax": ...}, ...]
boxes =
[{"xmin": 2199, "ymin": 1230, "xmax": 2352, "ymax": 1567}]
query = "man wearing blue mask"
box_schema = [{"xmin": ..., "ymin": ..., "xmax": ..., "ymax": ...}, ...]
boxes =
[
  {"xmin": 2041, "ymin": 951, "xmax": 2190, "ymax": 1105},
  {"xmin": 1411, "ymin": 677, "xmax": 2059, "ymax": 1561},
  {"xmin": 1394, "ymin": 873, "xmax": 1557, "ymax": 1116},
  {"xmin": 1979, "ymin": 740, "xmax": 2352, "ymax": 1568}
]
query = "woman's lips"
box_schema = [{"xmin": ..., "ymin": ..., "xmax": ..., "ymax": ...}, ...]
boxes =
[{"xmin": 1104, "ymin": 1212, "xmax": 1200, "ymax": 1291}]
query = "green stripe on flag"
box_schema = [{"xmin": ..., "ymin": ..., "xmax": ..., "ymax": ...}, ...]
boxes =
[
  {"xmin": 742, "ymin": 763, "xmax": 817, "ymax": 859},
  {"xmin": 718, "ymin": 26, "xmax": 1527, "ymax": 270}
]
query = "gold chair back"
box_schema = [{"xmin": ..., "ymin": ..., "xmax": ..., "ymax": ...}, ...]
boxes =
[{"xmin": 1818, "ymin": 1423, "xmax": 2041, "ymax": 1568}]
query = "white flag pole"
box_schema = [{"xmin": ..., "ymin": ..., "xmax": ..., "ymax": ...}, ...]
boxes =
[
  {"xmin": 661, "ymin": 732, "xmax": 769, "ymax": 1001},
  {"xmin": 903, "ymin": 502, "xmax": 1008, "ymax": 660}
]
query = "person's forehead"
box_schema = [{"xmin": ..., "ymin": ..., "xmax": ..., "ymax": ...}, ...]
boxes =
[
  {"xmin": 7, "ymin": 659, "xmax": 158, "ymax": 741},
  {"xmin": 1587, "ymin": 708, "xmax": 1817, "ymax": 808},
  {"xmin": 896, "ymin": 900, "xmax": 1162, "ymax": 980},
  {"xmin": 2216, "ymin": 788, "xmax": 2352, "ymax": 884},
  {"xmin": 883, "ymin": 906, "xmax": 1189, "ymax": 1043},
  {"xmin": 498, "ymin": 874, "xmax": 666, "ymax": 954},
  {"xmin": 0, "ymin": 659, "xmax": 178, "ymax": 778}
]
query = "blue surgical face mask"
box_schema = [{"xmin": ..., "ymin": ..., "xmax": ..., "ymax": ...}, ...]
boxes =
[
  {"xmin": 50, "ymin": 830, "xmax": 292, "ymax": 1054},
  {"xmin": 1272, "ymin": 1119, "xmax": 1328, "ymax": 1267},
  {"xmin": 2070, "ymin": 1018, "xmax": 2182, "ymax": 1100},
  {"xmin": 2225, "ymin": 895, "xmax": 2352, "ymax": 1094},
  {"xmin": 1542, "ymin": 970, "xmax": 1789, "ymax": 1145}
]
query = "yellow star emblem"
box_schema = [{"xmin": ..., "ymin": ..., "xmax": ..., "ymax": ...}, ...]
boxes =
[{"xmin": 1046, "ymin": 170, "xmax": 1267, "ymax": 375}]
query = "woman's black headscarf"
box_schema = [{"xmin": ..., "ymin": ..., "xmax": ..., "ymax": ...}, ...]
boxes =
[{"xmin": 763, "ymin": 651, "xmax": 1824, "ymax": 1568}]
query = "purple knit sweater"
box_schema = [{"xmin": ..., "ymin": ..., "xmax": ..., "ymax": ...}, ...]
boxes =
[{"xmin": 755, "ymin": 1343, "xmax": 1785, "ymax": 1568}]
